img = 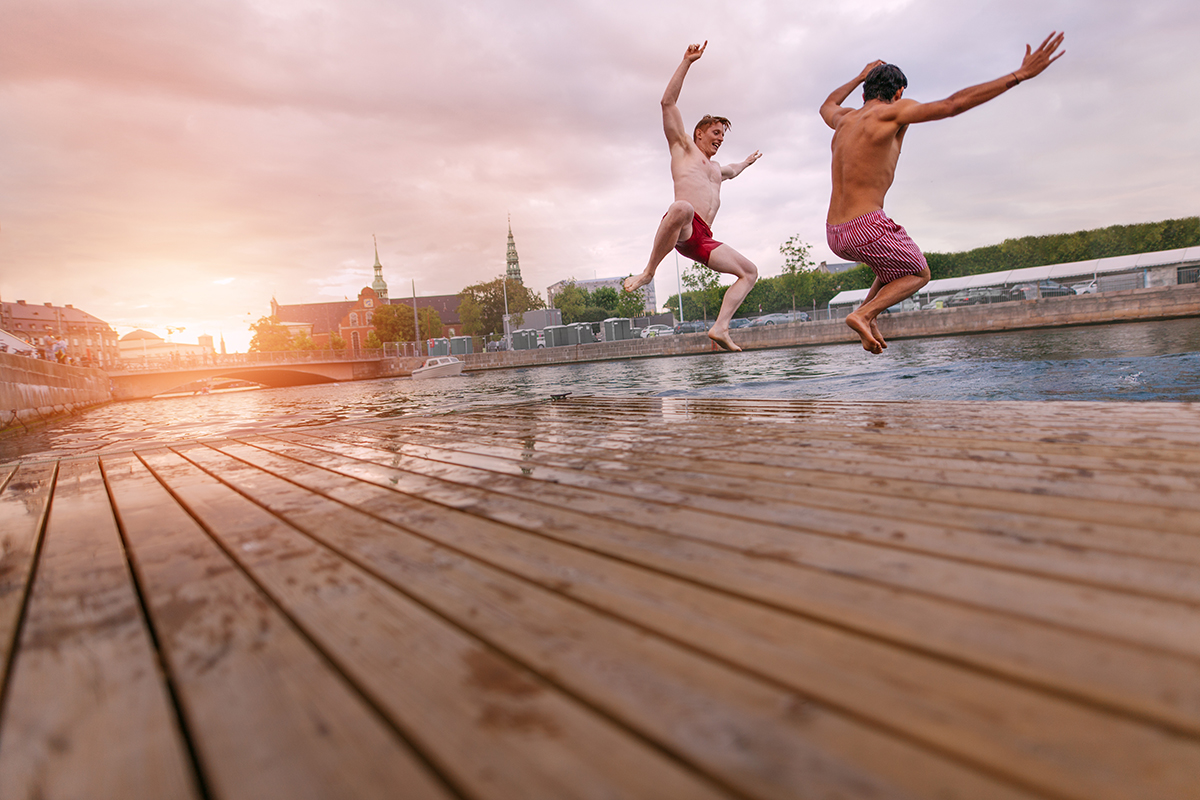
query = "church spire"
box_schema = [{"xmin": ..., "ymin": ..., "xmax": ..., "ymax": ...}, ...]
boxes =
[
  {"xmin": 505, "ymin": 215, "xmax": 523, "ymax": 284},
  {"xmin": 371, "ymin": 234, "xmax": 389, "ymax": 300}
]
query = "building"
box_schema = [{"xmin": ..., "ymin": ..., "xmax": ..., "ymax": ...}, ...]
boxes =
[
  {"xmin": 118, "ymin": 330, "xmax": 213, "ymax": 365},
  {"xmin": 270, "ymin": 244, "xmax": 461, "ymax": 348},
  {"xmin": 0, "ymin": 299, "xmax": 120, "ymax": 366},
  {"xmin": 545, "ymin": 276, "xmax": 658, "ymax": 315},
  {"xmin": 371, "ymin": 236, "xmax": 389, "ymax": 300},
  {"xmin": 827, "ymin": 245, "xmax": 1200, "ymax": 313}
]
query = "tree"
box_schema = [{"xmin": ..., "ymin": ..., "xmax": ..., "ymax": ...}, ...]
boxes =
[
  {"xmin": 577, "ymin": 306, "xmax": 611, "ymax": 323},
  {"xmin": 248, "ymin": 315, "xmax": 292, "ymax": 353},
  {"xmin": 681, "ymin": 263, "xmax": 721, "ymax": 321},
  {"xmin": 375, "ymin": 302, "xmax": 442, "ymax": 342},
  {"xmin": 457, "ymin": 277, "xmax": 545, "ymax": 336},
  {"xmin": 292, "ymin": 331, "xmax": 320, "ymax": 351},
  {"xmin": 779, "ymin": 235, "xmax": 816, "ymax": 312},
  {"xmin": 329, "ymin": 333, "xmax": 347, "ymax": 351},
  {"xmin": 923, "ymin": 216, "xmax": 1200, "ymax": 280},
  {"xmin": 551, "ymin": 282, "xmax": 589, "ymax": 324},
  {"xmin": 590, "ymin": 286, "xmax": 620, "ymax": 313},
  {"xmin": 615, "ymin": 284, "xmax": 647, "ymax": 319},
  {"xmin": 370, "ymin": 304, "xmax": 409, "ymax": 342}
]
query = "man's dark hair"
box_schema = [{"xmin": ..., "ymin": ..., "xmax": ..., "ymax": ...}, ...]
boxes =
[{"xmin": 863, "ymin": 64, "xmax": 907, "ymax": 103}]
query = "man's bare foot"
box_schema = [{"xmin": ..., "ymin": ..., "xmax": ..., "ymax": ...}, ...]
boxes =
[
  {"xmin": 869, "ymin": 319, "xmax": 888, "ymax": 349},
  {"xmin": 708, "ymin": 328, "xmax": 742, "ymax": 352},
  {"xmin": 624, "ymin": 272, "xmax": 653, "ymax": 292},
  {"xmin": 846, "ymin": 312, "xmax": 883, "ymax": 354}
]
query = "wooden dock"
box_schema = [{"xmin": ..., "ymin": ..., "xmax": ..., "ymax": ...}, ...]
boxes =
[{"xmin": 1, "ymin": 396, "xmax": 1198, "ymax": 799}]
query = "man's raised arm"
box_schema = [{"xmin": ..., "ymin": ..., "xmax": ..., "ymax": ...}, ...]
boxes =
[
  {"xmin": 892, "ymin": 31, "xmax": 1065, "ymax": 126},
  {"xmin": 662, "ymin": 41, "xmax": 706, "ymax": 149},
  {"xmin": 820, "ymin": 60, "xmax": 884, "ymax": 129}
]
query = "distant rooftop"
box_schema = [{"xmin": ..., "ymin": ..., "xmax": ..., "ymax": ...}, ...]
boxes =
[{"xmin": 828, "ymin": 246, "xmax": 1200, "ymax": 307}]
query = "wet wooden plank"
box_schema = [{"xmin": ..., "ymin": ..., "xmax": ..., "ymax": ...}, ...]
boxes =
[
  {"xmin": 0, "ymin": 457, "xmax": 199, "ymax": 800},
  {"xmin": 272, "ymin": 430, "xmax": 1200, "ymax": 659},
  {"xmin": 174, "ymin": 440, "xmax": 1040, "ymax": 800},
  {"xmin": 409, "ymin": 410, "xmax": 1200, "ymax": 491},
  {"xmin": 7, "ymin": 397, "xmax": 1200, "ymax": 800},
  {"xmin": 182, "ymin": 438, "xmax": 1200, "ymax": 800},
  {"xmin": 476, "ymin": 398, "xmax": 1200, "ymax": 464},
  {"xmin": 311, "ymin": 422, "xmax": 1200, "ymax": 570},
  {"xmin": 0, "ymin": 462, "xmax": 56, "ymax": 686},
  {"xmin": 399, "ymin": 409, "xmax": 1200, "ymax": 524},
  {"xmin": 100, "ymin": 451, "xmax": 454, "ymax": 800},
  {"xmin": 140, "ymin": 446, "xmax": 733, "ymax": 800},
  {"xmin": 239, "ymin": 431, "xmax": 1200, "ymax": 740}
]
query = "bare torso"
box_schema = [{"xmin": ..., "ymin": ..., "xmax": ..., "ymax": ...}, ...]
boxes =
[
  {"xmin": 671, "ymin": 144, "xmax": 723, "ymax": 226},
  {"xmin": 827, "ymin": 100, "xmax": 907, "ymax": 225}
]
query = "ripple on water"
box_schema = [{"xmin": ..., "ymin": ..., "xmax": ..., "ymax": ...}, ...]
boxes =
[{"xmin": 4, "ymin": 318, "xmax": 1198, "ymax": 461}]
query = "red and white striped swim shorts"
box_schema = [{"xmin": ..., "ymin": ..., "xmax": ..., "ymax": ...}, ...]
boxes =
[{"xmin": 826, "ymin": 210, "xmax": 928, "ymax": 284}]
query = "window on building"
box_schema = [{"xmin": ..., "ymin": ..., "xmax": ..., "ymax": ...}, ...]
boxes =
[
  {"xmin": 350, "ymin": 312, "xmax": 359, "ymax": 327},
  {"xmin": 366, "ymin": 312, "xmax": 373, "ymax": 324}
]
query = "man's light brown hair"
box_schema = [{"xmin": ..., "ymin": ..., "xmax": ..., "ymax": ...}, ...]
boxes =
[{"xmin": 693, "ymin": 115, "xmax": 731, "ymax": 142}]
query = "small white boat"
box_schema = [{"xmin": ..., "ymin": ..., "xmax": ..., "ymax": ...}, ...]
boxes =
[{"xmin": 411, "ymin": 356, "xmax": 464, "ymax": 379}]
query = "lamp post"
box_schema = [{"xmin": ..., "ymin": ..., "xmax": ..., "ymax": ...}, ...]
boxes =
[
  {"xmin": 411, "ymin": 279, "xmax": 420, "ymax": 356},
  {"xmin": 502, "ymin": 274, "xmax": 511, "ymax": 350},
  {"xmin": 675, "ymin": 252, "xmax": 684, "ymax": 324}
]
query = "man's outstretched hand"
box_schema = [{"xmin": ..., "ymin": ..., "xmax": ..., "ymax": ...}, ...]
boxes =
[
  {"xmin": 684, "ymin": 41, "xmax": 707, "ymax": 63},
  {"xmin": 1014, "ymin": 31, "xmax": 1065, "ymax": 82}
]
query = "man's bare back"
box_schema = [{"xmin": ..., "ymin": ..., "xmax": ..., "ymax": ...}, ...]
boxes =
[
  {"xmin": 827, "ymin": 65, "xmax": 906, "ymax": 225},
  {"xmin": 819, "ymin": 33, "xmax": 1065, "ymax": 354}
]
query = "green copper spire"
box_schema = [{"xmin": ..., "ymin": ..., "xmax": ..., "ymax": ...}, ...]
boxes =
[
  {"xmin": 371, "ymin": 234, "xmax": 389, "ymax": 300},
  {"xmin": 505, "ymin": 215, "xmax": 523, "ymax": 285}
]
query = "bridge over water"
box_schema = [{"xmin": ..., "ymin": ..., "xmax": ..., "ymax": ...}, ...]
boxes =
[{"xmin": 109, "ymin": 351, "xmax": 422, "ymax": 401}]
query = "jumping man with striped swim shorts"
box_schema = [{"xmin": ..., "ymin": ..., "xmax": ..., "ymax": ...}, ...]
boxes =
[
  {"xmin": 623, "ymin": 42, "xmax": 761, "ymax": 352},
  {"xmin": 820, "ymin": 32, "xmax": 1066, "ymax": 353}
]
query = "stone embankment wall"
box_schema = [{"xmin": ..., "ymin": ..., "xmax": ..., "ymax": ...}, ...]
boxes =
[
  {"xmin": 462, "ymin": 283, "xmax": 1200, "ymax": 371},
  {"xmin": 0, "ymin": 353, "xmax": 113, "ymax": 428}
]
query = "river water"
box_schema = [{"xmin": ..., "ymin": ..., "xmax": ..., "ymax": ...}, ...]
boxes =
[{"xmin": 4, "ymin": 318, "xmax": 1198, "ymax": 462}]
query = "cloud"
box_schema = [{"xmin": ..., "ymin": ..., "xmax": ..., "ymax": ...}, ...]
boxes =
[{"xmin": 1, "ymin": 0, "xmax": 1197, "ymax": 353}]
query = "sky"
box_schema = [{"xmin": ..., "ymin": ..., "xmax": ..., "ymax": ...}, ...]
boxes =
[{"xmin": 1, "ymin": 0, "xmax": 1197, "ymax": 352}]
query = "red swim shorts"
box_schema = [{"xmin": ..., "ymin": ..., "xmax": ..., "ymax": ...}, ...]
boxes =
[
  {"xmin": 826, "ymin": 209, "xmax": 928, "ymax": 284},
  {"xmin": 674, "ymin": 213, "xmax": 724, "ymax": 266}
]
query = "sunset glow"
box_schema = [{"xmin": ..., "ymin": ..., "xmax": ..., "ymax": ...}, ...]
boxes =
[{"xmin": 2, "ymin": 0, "xmax": 1196, "ymax": 353}]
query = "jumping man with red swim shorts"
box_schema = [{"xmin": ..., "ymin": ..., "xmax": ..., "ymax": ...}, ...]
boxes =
[
  {"xmin": 624, "ymin": 42, "xmax": 761, "ymax": 352},
  {"xmin": 821, "ymin": 32, "xmax": 1066, "ymax": 354}
]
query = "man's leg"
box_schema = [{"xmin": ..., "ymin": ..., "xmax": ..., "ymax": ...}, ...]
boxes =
[
  {"xmin": 845, "ymin": 267, "xmax": 930, "ymax": 354},
  {"xmin": 624, "ymin": 201, "xmax": 694, "ymax": 292},
  {"xmin": 703, "ymin": 244, "xmax": 759, "ymax": 352}
]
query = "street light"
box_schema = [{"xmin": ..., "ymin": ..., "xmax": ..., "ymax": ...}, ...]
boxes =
[{"xmin": 502, "ymin": 273, "xmax": 511, "ymax": 350}]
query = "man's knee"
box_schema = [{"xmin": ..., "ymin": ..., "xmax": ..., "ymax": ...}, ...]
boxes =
[{"xmin": 666, "ymin": 200, "xmax": 694, "ymax": 222}]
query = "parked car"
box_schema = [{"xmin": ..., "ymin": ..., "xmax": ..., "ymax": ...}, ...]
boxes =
[
  {"xmin": 1072, "ymin": 280, "xmax": 1098, "ymax": 295},
  {"xmin": 674, "ymin": 319, "xmax": 712, "ymax": 334},
  {"xmin": 641, "ymin": 324, "xmax": 675, "ymax": 338},
  {"xmin": 1009, "ymin": 280, "xmax": 1074, "ymax": 300},
  {"xmin": 748, "ymin": 311, "xmax": 809, "ymax": 326},
  {"xmin": 728, "ymin": 317, "xmax": 753, "ymax": 329},
  {"xmin": 945, "ymin": 287, "xmax": 1009, "ymax": 307}
]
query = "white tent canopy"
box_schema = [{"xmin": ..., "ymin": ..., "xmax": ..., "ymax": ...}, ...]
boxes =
[{"xmin": 826, "ymin": 246, "xmax": 1200, "ymax": 308}]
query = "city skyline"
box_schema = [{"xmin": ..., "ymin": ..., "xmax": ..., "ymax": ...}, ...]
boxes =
[{"xmin": 2, "ymin": 0, "xmax": 1197, "ymax": 353}]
